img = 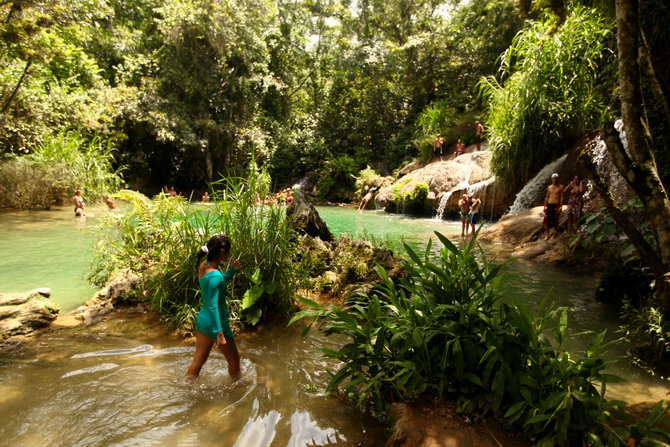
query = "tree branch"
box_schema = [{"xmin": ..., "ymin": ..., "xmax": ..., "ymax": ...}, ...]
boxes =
[{"xmin": 580, "ymin": 141, "xmax": 665, "ymax": 276}]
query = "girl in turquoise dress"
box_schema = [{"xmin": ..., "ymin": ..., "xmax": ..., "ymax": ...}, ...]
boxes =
[{"xmin": 186, "ymin": 234, "xmax": 242, "ymax": 380}]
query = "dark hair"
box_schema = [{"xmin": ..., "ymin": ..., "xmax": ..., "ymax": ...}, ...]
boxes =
[{"xmin": 196, "ymin": 234, "xmax": 231, "ymax": 265}]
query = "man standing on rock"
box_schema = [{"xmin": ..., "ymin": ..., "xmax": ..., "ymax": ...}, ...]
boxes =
[
  {"xmin": 474, "ymin": 121, "xmax": 484, "ymax": 151},
  {"xmin": 433, "ymin": 135, "xmax": 444, "ymax": 161},
  {"xmin": 543, "ymin": 173, "xmax": 564, "ymax": 240}
]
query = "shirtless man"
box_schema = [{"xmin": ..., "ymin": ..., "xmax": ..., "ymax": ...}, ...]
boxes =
[
  {"xmin": 454, "ymin": 139, "xmax": 466, "ymax": 158},
  {"xmin": 433, "ymin": 135, "xmax": 444, "ymax": 161},
  {"xmin": 469, "ymin": 192, "xmax": 482, "ymax": 236},
  {"xmin": 458, "ymin": 193, "xmax": 471, "ymax": 237},
  {"xmin": 474, "ymin": 121, "xmax": 484, "ymax": 151},
  {"xmin": 543, "ymin": 173, "xmax": 564, "ymax": 239},
  {"xmin": 358, "ymin": 186, "xmax": 378, "ymax": 212}
]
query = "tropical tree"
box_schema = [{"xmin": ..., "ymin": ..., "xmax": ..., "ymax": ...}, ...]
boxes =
[{"xmin": 581, "ymin": 0, "xmax": 670, "ymax": 313}]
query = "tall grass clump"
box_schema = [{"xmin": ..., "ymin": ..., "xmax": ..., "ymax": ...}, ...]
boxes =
[
  {"xmin": 478, "ymin": 7, "xmax": 616, "ymax": 193},
  {"xmin": 0, "ymin": 129, "xmax": 124, "ymax": 209},
  {"xmin": 291, "ymin": 232, "xmax": 670, "ymax": 446},
  {"xmin": 88, "ymin": 161, "xmax": 298, "ymax": 329}
]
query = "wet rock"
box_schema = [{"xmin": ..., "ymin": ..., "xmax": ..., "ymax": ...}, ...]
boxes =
[
  {"xmin": 0, "ymin": 288, "xmax": 59, "ymax": 339},
  {"xmin": 375, "ymin": 151, "xmax": 512, "ymax": 217},
  {"xmin": 478, "ymin": 206, "xmax": 546, "ymax": 245},
  {"xmin": 286, "ymin": 197, "xmax": 334, "ymax": 241},
  {"xmin": 387, "ymin": 401, "xmax": 530, "ymax": 447},
  {"xmin": 74, "ymin": 269, "xmax": 142, "ymax": 324}
]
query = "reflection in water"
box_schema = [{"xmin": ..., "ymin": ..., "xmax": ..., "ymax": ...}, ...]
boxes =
[
  {"xmin": 2, "ymin": 205, "xmax": 670, "ymax": 446},
  {"xmin": 0, "ymin": 320, "xmax": 385, "ymax": 446}
]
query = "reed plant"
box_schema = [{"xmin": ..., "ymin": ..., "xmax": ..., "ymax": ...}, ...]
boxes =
[
  {"xmin": 478, "ymin": 7, "xmax": 616, "ymax": 193},
  {"xmin": 289, "ymin": 231, "xmax": 668, "ymax": 446},
  {"xmin": 88, "ymin": 161, "xmax": 298, "ymax": 329},
  {"xmin": 0, "ymin": 129, "xmax": 124, "ymax": 209}
]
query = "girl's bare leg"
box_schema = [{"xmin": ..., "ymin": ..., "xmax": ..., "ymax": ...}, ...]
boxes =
[
  {"xmin": 186, "ymin": 331, "xmax": 215, "ymax": 379},
  {"xmin": 218, "ymin": 339, "xmax": 241, "ymax": 380}
]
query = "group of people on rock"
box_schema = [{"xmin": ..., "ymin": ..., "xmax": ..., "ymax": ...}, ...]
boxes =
[
  {"xmin": 433, "ymin": 121, "xmax": 485, "ymax": 161},
  {"xmin": 544, "ymin": 173, "xmax": 587, "ymax": 239},
  {"xmin": 457, "ymin": 192, "xmax": 482, "ymax": 237}
]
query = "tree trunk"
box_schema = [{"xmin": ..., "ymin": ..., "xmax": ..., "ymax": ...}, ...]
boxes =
[{"xmin": 602, "ymin": 0, "xmax": 670, "ymax": 312}]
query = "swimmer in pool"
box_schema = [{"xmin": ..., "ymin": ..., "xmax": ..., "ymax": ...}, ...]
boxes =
[{"xmin": 186, "ymin": 234, "xmax": 243, "ymax": 380}]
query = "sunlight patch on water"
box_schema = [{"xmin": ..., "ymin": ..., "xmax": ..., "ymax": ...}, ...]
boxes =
[
  {"xmin": 61, "ymin": 362, "xmax": 120, "ymax": 378},
  {"xmin": 71, "ymin": 343, "xmax": 154, "ymax": 358}
]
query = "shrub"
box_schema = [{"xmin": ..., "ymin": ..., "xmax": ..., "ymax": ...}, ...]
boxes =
[
  {"xmin": 88, "ymin": 162, "xmax": 298, "ymax": 329},
  {"xmin": 479, "ymin": 7, "xmax": 616, "ymax": 192},
  {"xmin": 0, "ymin": 130, "xmax": 124, "ymax": 209},
  {"xmin": 289, "ymin": 232, "xmax": 667, "ymax": 446}
]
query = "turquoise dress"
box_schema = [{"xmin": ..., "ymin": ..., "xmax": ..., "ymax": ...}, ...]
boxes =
[{"xmin": 195, "ymin": 267, "xmax": 237, "ymax": 341}]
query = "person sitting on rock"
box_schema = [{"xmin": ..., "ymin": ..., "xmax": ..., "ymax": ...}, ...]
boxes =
[{"xmin": 454, "ymin": 139, "xmax": 466, "ymax": 158}]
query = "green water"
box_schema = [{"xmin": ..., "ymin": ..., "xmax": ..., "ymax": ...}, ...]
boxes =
[
  {"xmin": 0, "ymin": 205, "xmax": 107, "ymax": 312},
  {"xmin": 0, "ymin": 204, "xmax": 669, "ymax": 446}
]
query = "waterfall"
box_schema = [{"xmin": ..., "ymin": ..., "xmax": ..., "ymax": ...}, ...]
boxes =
[
  {"xmin": 434, "ymin": 168, "xmax": 484, "ymax": 220},
  {"xmin": 585, "ymin": 123, "xmax": 634, "ymax": 204},
  {"xmin": 435, "ymin": 191, "xmax": 454, "ymax": 219},
  {"xmin": 467, "ymin": 176, "xmax": 496, "ymax": 195},
  {"xmin": 291, "ymin": 176, "xmax": 310, "ymax": 197},
  {"xmin": 506, "ymin": 154, "xmax": 568, "ymax": 215}
]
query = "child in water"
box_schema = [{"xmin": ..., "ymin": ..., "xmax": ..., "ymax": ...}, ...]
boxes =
[{"xmin": 186, "ymin": 234, "xmax": 244, "ymax": 380}]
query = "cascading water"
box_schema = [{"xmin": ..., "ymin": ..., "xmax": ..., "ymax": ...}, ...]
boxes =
[
  {"xmin": 506, "ymin": 154, "xmax": 568, "ymax": 215},
  {"xmin": 585, "ymin": 120, "xmax": 634, "ymax": 204},
  {"xmin": 434, "ymin": 169, "xmax": 474, "ymax": 219}
]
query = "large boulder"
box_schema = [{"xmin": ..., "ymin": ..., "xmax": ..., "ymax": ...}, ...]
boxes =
[
  {"xmin": 375, "ymin": 151, "xmax": 513, "ymax": 218},
  {"xmin": 75, "ymin": 268, "xmax": 142, "ymax": 324},
  {"xmin": 286, "ymin": 197, "xmax": 334, "ymax": 241},
  {"xmin": 0, "ymin": 288, "xmax": 59, "ymax": 339}
]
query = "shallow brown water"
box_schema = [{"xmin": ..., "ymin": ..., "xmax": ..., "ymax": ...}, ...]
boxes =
[{"xmin": 0, "ymin": 312, "xmax": 385, "ymax": 446}]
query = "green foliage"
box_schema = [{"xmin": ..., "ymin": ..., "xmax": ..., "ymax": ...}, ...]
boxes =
[
  {"xmin": 88, "ymin": 163, "xmax": 298, "ymax": 329},
  {"xmin": 480, "ymin": 6, "xmax": 617, "ymax": 192},
  {"xmin": 392, "ymin": 178, "xmax": 429, "ymax": 204},
  {"xmin": 0, "ymin": 129, "xmax": 124, "ymax": 209},
  {"xmin": 316, "ymin": 155, "xmax": 358, "ymax": 201},
  {"xmin": 289, "ymin": 231, "xmax": 658, "ymax": 445},
  {"xmin": 578, "ymin": 198, "xmax": 657, "ymax": 265}
]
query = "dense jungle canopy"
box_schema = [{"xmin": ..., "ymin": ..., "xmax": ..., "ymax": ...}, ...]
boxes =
[{"xmin": 5, "ymin": 0, "xmax": 667, "ymax": 200}]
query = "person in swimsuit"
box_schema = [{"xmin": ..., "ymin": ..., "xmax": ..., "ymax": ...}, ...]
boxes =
[
  {"xmin": 454, "ymin": 139, "xmax": 466, "ymax": 158},
  {"xmin": 474, "ymin": 121, "xmax": 484, "ymax": 151},
  {"xmin": 543, "ymin": 173, "xmax": 564, "ymax": 239},
  {"xmin": 565, "ymin": 175, "xmax": 586, "ymax": 235},
  {"xmin": 186, "ymin": 234, "xmax": 243, "ymax": 380},
  {"xmin": 102, "ymin": 194, "xmax": 117, "ymax": 209},
  {"xmin": 433, "ymin": 135, "xmax": 444, "ymax": 161},
  {"xmin": 458, "ymin": 193, "xmax": 470, "ymax": 237},
  {"xmin": 469, "ymin": 192, "xmax": 482, "ymax": 236},
  {"xmin": 73, "ymin": 190, "xmax": 86, "ymax": 216}
]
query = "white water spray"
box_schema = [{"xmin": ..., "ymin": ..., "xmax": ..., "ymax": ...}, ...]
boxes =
[{"xmin": 506, "ymin": 154, "xmax": 568, "ymax": 215}]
